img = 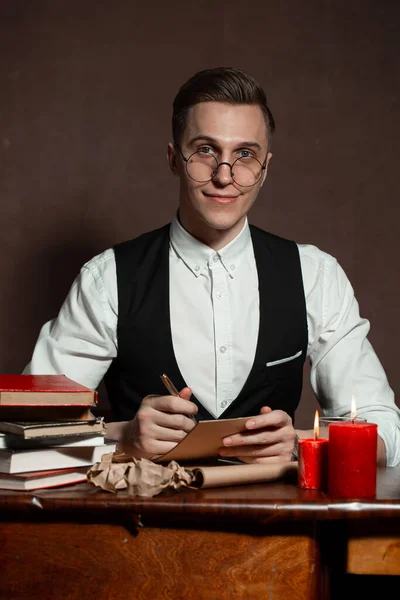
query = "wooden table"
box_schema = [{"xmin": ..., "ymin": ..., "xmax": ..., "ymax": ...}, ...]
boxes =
[{"xmin": 0, "ymin": 467, "xmax": 399, "ymax": 600}]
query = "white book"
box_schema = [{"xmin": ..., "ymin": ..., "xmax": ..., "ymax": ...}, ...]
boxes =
[
  {"xmin": 0, "ymin": 442, "xmax": 116, "ymax": 474},
  {"xmin": 0, "ymin": 433, "xmax": 105, "ymax": 450},
  {"xmin": 0, "ymin": 468, "xmax": 88, "ymax": 491}
]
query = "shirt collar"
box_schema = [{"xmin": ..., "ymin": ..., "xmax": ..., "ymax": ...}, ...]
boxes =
[{"xmin": 170, "ymin": 216, "xmax": 251, "ymax": 278}]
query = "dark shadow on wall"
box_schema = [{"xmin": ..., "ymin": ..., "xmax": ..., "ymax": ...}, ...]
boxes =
[{"xmin": 0, "ymin": 232, "xmax": 111, "ymax": 375}]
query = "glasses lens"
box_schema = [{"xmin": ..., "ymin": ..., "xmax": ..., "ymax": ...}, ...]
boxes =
[
  {"xmin": 186, "ymin": 152, "xmax": 218, "ymax": 182},
  {"xmin": 231, "ymin": 157, "xmax": 263, "ymax": 187}
]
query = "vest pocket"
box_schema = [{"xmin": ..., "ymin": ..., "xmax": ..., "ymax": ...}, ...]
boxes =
[
  {"xmin": 264, "ymin": 350, "xmax": 304, "ymax": 384},
  {"xmin": 266, "ymin": 350, "xmax": 302, "ymax": 367}
]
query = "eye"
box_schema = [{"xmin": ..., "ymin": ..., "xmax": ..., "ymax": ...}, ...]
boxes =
[
  {"xmin": 238, "ymin": 149, "xmax": 254, "ymax": 158},
  {"xmin": 198, "ymin": 146, "xmax": 215, "ymax": 155}
]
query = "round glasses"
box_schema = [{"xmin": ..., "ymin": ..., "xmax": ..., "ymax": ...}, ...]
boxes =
[{"xmin": 178, "ymin": 148, "xmax": 266, "ymax": 187}]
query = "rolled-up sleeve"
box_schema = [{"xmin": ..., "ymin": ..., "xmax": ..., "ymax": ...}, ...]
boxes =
[
  {"xmin": 23, "ymin": 249, "xmax": 118, "ymax": 390},
  {"xmin": 300, "ymin": 245, "xmax": 400, "ymax": 466}
]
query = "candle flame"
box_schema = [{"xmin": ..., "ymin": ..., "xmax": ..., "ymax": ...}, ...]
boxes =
[
  {"xmin": 351, "ymin": 395, "xmax": 357, "ymax": 420},
  {"xmin": 314, "ymin": 410, "xmax": 319, "ymax": 439}
]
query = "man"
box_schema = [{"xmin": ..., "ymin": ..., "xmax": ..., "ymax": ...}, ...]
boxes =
[{"xmin": 24, "ymin": 67, "xmax": 400, "ymax": 466}]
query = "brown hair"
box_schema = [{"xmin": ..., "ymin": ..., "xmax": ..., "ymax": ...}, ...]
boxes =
[{"xmin": 172, "ymin": 67, "xmax": 275, "ymax": 145}]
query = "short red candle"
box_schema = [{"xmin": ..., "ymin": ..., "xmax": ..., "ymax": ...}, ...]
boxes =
[
  {"xmin": 298, "ymin": 438, "xmax": 329, "ymax": 490},
  {"xmin": 328, "ymin": 422, "xmax": 377, "ymax": 498}
]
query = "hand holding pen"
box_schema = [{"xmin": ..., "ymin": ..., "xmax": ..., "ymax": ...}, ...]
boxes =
[
  {"xmin": 123, "ymin": 375, "xmax": 198, "ymax": 459},
  {"xmin": 160, "ymin": 373, "xmax": 197, "ymax": 423}
]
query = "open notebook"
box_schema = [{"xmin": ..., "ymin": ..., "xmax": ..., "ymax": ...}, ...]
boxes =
[{"xmin": 153, "ymin": 416, "xmax": 250, "ymax": 463}]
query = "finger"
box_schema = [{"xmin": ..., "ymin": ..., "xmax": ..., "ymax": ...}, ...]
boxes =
[
  {"xmin": 178, "ymin": 387, "xmax": 193, "ymax": 400},
  {"xmin": 260, "ymin": 406, "xmax": 272, "ymax": 415},
  {"xmin": 152, "ymin": 410, "xmax": 197, "ymax": 433},
  {"xmin": 146, "ymin": 394, "xmax": 198, "ymax": 416},
  {"xmin": 152, "ymin": 424, "xmax": 189, "ymax": 443},
  {"xmin": 223, "ymin": 426, "xmax": 291, "ymax": 447},
  {"xmin": 146, "ymin": 440, "xmax": 180, "ymax": 457},
  {"xmin": 244, "ymin": 409, "xmax": 292, "ymax": 431}
]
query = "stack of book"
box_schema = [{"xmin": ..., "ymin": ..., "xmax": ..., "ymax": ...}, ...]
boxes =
[{"xmin": 0, "ymin": 374, "xmax": 116, "ymax": 491}]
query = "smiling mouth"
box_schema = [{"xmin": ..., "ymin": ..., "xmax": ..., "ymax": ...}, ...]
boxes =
[{"xmin": 204, "ymin": 194, "xmax": 239, "ymax": 204}]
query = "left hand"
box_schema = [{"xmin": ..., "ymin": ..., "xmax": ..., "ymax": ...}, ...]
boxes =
[{"xmin": 219, "ymin": 406, "xmax": 296, "ymax": 463}]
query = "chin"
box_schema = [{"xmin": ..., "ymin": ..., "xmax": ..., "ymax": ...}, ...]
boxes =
[{"xmin": 201, "ymin": 212, "xmax": 245, "ymax": 232}]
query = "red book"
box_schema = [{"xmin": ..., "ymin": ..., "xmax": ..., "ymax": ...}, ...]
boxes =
[{"xmin": 0, "ymin": 375, "xmax": 97, "ymax": 406}]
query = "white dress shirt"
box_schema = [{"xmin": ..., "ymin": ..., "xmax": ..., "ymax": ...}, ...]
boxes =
[{"xmin": 24, "ymin": 218, "xmax": 400, "ymax": 466}]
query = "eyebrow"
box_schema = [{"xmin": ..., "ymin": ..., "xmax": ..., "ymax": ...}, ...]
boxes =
[{"xmin": 187, "ymin": 135, "xmax": 263, "ymax": 152}]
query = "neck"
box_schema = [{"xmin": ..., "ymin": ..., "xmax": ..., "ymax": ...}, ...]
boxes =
[{"xmin": 178, "ymin": 211, "xmax": 245, "ymax": 251}]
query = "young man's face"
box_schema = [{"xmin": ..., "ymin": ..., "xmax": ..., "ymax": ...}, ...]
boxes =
[{"xmin": 168, "ymin": 102, "xmax": 272, "ymax": 246}]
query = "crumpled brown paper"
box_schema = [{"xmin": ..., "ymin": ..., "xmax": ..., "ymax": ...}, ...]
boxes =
[{"xmin": 86, "ymin": 452, "xmax": 194, "ymax": 497}]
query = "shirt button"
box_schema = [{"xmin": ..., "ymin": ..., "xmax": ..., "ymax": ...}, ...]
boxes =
[
  {"xmin": 213, "ymin": 254, "xmax": 219, "ymax": 263},
  {"xmin": 221, "ymin": 400, "xmax": 227, "ymax": 408},
  {"xmin": 216, "ymin": 291, "xmax": 223, "ymax": 299},
  {"xmin": 230, "ymin": 264, "xmax": 235, "ymax": 271},
  {"xmin": 194, "ymin": 265, "xmax": 200, "ymax": 271},
  {"xmin": 220, "ymin": 346, "xmax": 226, "ymax": 353}
]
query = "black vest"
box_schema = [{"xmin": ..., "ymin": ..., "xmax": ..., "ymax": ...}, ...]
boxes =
[{"xmin": 104, "ymin": 224, "xmax": 308, "ymax": 423}]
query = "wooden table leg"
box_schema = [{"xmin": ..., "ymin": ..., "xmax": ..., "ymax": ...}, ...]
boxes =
[{"xmin": 316, "ymin": 520, "xmax": 348, "ymax": 600}]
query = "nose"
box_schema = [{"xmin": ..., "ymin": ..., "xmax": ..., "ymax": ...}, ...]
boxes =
[{"xmin": 212, "ymin": 162, "xmax": 233, "ymax": 186}]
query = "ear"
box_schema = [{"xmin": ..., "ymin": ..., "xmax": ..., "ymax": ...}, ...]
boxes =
[
  {"xmin": 260, "ymin": 152, "xmax": 273, "ymax": 187},
  {"xmin": 167, "ymin": 143, "xmax": 179, "ymax": 176}
]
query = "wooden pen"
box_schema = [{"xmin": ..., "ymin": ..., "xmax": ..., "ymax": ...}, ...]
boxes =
[{"xmin": 160, "ymin": 373, "xmax": 197, "ymax": 423}]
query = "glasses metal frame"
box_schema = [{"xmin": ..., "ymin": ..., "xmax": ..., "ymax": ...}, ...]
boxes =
[{"xmin": 176, "ymin": 146, "xmax": 268, "ymax": 187}]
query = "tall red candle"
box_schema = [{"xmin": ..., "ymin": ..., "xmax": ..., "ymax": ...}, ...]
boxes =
[
  {"xmin": 328, "ymin": 422, "xmax": 377, "ymax": 498},
  {"xmin": 298, "ymin": 411, "xmax": 329, "ymax": 490}
]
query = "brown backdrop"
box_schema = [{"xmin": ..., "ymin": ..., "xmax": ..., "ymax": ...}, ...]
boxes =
[{"xmin": 0, "ymin": 0, "xmax": 399, "ymax": 428}]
